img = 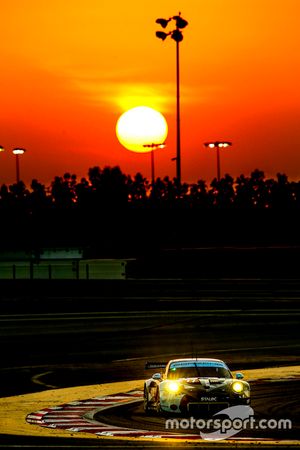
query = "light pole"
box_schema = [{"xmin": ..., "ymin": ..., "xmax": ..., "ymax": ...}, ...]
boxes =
[
  {"xmin": 143, "ymin": 143, "xmax": 166, "ymax": 185},
  {"xmin": 156, "ymin": 12, "xmax": 188, "ymax": 184},
  {"xmin": 12, "ymin": 147, "xmax": 26, "ymax": 183},
  {"xmin": 0, "ymin": 146, "xmax": 4, "ymax": 178},
  {"xmin": 204, "ymin": 141, "xmax": 232, "ymax": 181}
]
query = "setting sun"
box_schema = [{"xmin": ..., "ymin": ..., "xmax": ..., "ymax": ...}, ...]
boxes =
[{"xmin": 116, "ymin": 106, "xmax": 168, "ymax": 153}]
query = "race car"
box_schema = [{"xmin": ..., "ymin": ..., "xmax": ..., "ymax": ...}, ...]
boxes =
[{"xmin": 144, "ymin": 358, "xmax": 250, "ymax": 415}]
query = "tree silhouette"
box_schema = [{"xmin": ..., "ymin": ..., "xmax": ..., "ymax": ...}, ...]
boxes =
[
  {"xmin": 29, "ymin": 179, "xmax": 49, "ymax": 210},
  {"xmin": 127, "ymin": 172, "xmax": 148, "ymax": 205},
  {"xmin": 50, "ymin": 174, "xmax": 76, "ymax": 208},
  {"xmin": 189, "ymin": 179, "xmax": 209, "ymax": 208},
  {"xmin": 209, "ymin": 174, "xmax": 235, "ymax": 208},
  {"xmin": 1, "ymin": 165, "xmax": 300, "ymax": 213},
  {"xmin": 1, "ymin": 165, "xmax": 300, "ymax": 252}
]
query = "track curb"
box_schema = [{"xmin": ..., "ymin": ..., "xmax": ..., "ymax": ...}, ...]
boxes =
[{"xmin": 0, "ymin": 367, "xmax": 299, "ymax": 445}]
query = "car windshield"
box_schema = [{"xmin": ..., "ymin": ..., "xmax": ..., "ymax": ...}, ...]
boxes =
[{"xmin": 167, "ymin": 365, "xmax": 232, "ymax": 380}]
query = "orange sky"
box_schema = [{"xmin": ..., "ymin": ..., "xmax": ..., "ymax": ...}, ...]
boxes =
[{"xmin": 1, "ymin": 0, "xmax": 300, "ymax": 185}]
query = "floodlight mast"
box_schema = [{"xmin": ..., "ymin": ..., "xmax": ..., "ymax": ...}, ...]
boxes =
[
  {"xmin": 156, "ymin": 12, "xmax": 188, "ymax": 184},
  {"xmin": 12, "ymin": 148, "xmax": 26, "ymax": 183},
  {"xmin": 204, "ymin": 141, "xmax": 232, "ymax": 181},
  {"xmin": 143, "ymin": 142, "xmax": 166, "ymax": 185}
]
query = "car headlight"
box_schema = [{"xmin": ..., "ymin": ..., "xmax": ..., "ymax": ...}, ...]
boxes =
[
  {"xmin": 232, "ymin": 381, "xmax": 244, "ymax": 393},
  {"xmin": 167, "ymin": 381, "xmax": 180, "ymax": 393}
]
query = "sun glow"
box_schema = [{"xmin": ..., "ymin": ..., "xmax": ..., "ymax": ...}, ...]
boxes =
[{"xmin": 116, "ymin": 106, "xmax": 168, "ymax": 153}]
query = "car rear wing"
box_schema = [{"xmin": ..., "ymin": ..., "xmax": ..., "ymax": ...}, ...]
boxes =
[{"xmin": 145, "ymin": 362, "xmax": 167, "ymax": 370}]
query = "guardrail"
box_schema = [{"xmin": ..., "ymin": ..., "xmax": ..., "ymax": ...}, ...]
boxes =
[{"xmin": 0, "ymin": 259, "xmax": 127, "ymax": 280}]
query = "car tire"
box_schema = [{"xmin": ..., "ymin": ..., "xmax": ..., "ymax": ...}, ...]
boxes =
[
  {"xmin": 144, "ymin": 386, "xmax": 161, "ymax": 415},
  {"xmin": 143, "ymin": 387, "xmax": 151, "ymax": 414}
]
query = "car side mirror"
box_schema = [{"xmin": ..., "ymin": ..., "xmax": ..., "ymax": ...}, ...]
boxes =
[
  {"xmin": 235, "ymin": 372, "xmax": 244, "ymax": 379},
  {"xmin": 152, "ymin": 373, "xmax": 162, "ymax": 380}
]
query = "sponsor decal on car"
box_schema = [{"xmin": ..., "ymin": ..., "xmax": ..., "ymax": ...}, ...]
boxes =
[{"xmin": 170, "ymin": 361, "xmax": 226, "ymax": 369}]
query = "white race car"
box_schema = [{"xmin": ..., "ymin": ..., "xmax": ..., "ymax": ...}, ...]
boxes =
[{"xmin": 144, "ymin": 358, "xmax": 250, "ymax": 415}]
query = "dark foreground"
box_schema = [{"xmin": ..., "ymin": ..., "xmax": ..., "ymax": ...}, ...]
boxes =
[{"xmin": 0, "ymin": 251, "xmax": 299, "ymax": 448}]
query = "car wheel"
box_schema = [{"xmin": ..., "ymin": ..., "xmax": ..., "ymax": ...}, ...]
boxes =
[
  {"xmin": 144, "ymin": 386, "xmax": 161, "ymax": 415},
  {"xmin": 143, "ymin": 387, "xmax": 151, "ymax": 414},
  {"xmin": 154, "ymin": 402, "xmax": 161, "ymax": 415}
]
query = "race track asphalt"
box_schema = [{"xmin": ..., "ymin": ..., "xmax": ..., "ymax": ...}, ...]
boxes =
[
  {"xmin": 0, "ymin": 368, "xmax": 300, "ymax": 447},
  {"xmin": 0, "ymin": 276, "xmax": 299, "ymax": 448}
]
